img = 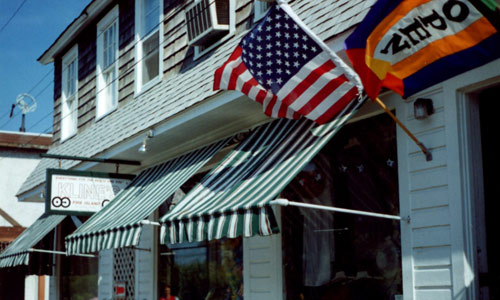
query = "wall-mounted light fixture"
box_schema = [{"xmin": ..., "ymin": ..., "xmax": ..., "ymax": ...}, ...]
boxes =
[
  {"xmin": 414, "ymin": 98, "xmax": 434, "ymax": 120},
  {"xmin": 138, "ymin": 129, "xmax": 154, "ymax": 153}
]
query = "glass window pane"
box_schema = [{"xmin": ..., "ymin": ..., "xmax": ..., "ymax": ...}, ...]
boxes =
[
  {"xmin": 281, "ymin": 113, "xmax": 402, "ymax": 300},
  {"xmin": 141, "ymin": 32, "xmax": 159, "ymax": 84},
  {"xmin": 143, "ymin": 0, "xmax": 159, "ymax": 36},
  {"xmin": 64, "ymin": 59, "xmax": 76, "ymax": 99},
  {"xmin": 103, "ymin": 23, "xmax": 116, "ymax": 69},
  {"xmin": 159, "ymin": 238, "xmax": 243, "ymax": 300}
]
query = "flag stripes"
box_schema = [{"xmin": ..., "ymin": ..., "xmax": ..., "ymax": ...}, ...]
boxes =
[{"xmin": 214, "ymin": 3, "xmax": 362, "ymax": 124}]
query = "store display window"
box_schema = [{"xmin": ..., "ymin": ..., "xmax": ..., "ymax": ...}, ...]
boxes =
[{"xmin": 281, "ymin": 113, "xmax": 402, "ymax": 300}]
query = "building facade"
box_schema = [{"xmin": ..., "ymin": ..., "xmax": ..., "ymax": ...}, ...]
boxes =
[
  {"xmin": 0, "ymin": 131, "xmax": 52, "ymax": 300},
  {"xmin": 5, "ymin": 0, "xmax": 500, "ymax": 299}
]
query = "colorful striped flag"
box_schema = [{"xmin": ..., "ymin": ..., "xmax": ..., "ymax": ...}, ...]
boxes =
[
  {"xmin": 214, "ymin": 2, "xmax": 363, "ymax": 124},
  {"xmin": 344, "ymin": 0, "xmax": 500, "ymax": 100}
]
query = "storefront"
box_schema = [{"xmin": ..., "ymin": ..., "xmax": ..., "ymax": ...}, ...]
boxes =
[
  {"xmin": 0, "ymin": 214, "xmax": 98, "ymax": 299},
  {"xmin": 61, "ymin": 95, "xmax": 408, "ymax": 299}
]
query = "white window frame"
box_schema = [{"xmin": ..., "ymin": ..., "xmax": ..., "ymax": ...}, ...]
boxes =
[
  {"xmin": 96, "ymin": 5, "xmax": 119, "ymax": 121},
  {"xmin": 193, "ymin": 0, "xmax": 236, "ymax": 60},
  {"xmin": 60, "ymin": 45, "xmax": 79, "ymax": 142},
  {"xmin": 253, "ymin": 0, "xmax": 271, "ymax": 22},
  {"xmin": 135, "ymin": 0, "xmax": 163, "ymax": 96}
]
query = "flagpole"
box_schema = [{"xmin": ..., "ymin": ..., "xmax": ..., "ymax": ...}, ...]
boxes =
[{"xmin": 374, "ymin": 97, "xmax": 432, "ymax": 161}]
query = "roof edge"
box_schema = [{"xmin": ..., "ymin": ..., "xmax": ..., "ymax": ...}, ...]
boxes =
[{"xmin": 38, "ymin": 0, "xmax": 112, "ymax": 65}]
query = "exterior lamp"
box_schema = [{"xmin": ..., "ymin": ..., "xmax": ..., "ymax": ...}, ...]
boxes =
[
  {"xmin": 414, "ymin": 98, "xmax": 434, "ymax": 120},
  {"xmin": 138, "ymin": 139, "xmax": 147, "ymax": 153},
  {"xmin": 138, "ymin": 129, "xmax": 154, "ymax": 153}
]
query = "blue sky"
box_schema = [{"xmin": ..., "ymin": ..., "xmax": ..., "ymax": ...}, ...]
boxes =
[{"xmin": 0, "ymin": 0, "xmax": 91, "ymax": 134}]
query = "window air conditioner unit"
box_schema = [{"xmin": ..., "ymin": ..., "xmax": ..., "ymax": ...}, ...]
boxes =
[{"xmin": 185, "ymin": 0, "xmax": 229, "ymax": 46}]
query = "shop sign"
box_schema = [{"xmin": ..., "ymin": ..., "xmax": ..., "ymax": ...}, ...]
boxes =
[
  {"xmin": 46, "ymin": 169, "xmax": 135, "ymax": 216},
  {"xmin": 114, "ymin": 282, "xmax": 126, "ymax": 298}
]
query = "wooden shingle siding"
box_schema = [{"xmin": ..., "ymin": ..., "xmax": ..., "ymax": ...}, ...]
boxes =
[
  {"xmin": 161, "ymin": 0, "xmax": 255, "ymax": 78},
  {"xmin": 162, "ymin": 0, "xmax": 190, "ymax": 78},
  {"xmin": 73, "ymin": 20, "xmax": 97, "ymax": 134},
  {"xmin": 53, "ymin": 59, "xmax": 62, "ymax": 101},
  {"xmin": 118, "ymin": 0, "xmax": 135, "ymax": 106},
  {"xmin": 235, "ymin": 0, "xmax": 252, "ymax": 27},
  {"xmin": 78, "ymin": 27, "xmax": 97, "ymax": 81},
  {"xmin": 52, "ymin": 59, "xmax": 62, "ymax": 145},
  {"xmin": 119, "ymin": 0, "xmax": 135, "ymax": 50}
]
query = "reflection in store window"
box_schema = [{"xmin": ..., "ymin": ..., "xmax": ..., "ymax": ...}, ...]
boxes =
[
  {"xmin": 159, "ymin": 238, "xmax": 243, "ymax": 300},
  {"xmin": 60, "ymin": 255, "xmax": 98, "ymax": 300},
  {"xmin": 59, "ymin": 216, "xmax": 98, "ymax": 300},
  {"xmin": 281, "ymin": 113, "xmax": 402, "ymax": 300},
  {"xmin": 158, "ymin": 171, "xmax": 243, "ymax": 300}
]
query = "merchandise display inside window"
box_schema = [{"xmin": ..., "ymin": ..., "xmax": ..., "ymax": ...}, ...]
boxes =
[
  {"xmin": 59, "ymin": 217, "xmax": 98, "ymax": 300},
  {"xmin": 158, "ymin": 172, "xmax": 243, "ymax": 300},
  {"xmin": 159, "ymin": 238, "xmax": 243, "ymax": 300},
  {"xmin": 281, "ymin": 113, "xmax": 402, "ymax": 300}
]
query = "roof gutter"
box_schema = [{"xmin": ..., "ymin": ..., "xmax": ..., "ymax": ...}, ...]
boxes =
[{"xmin": 37, "ymin": 0, "xmax": 113, "ymax": 65}]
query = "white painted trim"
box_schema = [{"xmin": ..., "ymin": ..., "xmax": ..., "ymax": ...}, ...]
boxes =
[
  {"xmin": 456, "ymin": 91, "xmax": 482, "ymax": 300},
  {"xmin": 193, "ymin": 0, "xmax": 236, "ymax": 60},
  {"xmin": 96, "ymin": 5, "xmax": 119, "ymax": 121},
  {"xmin": 134, "ymin": 0, "xmax": 164, "ymax": 96},
  {"xmin": 392, "ymin": 91, "xmax": 414, "ymax": 300},
  {"xmin": 60, "ymin": 45, "xmax": 79, "ymax": 143}
]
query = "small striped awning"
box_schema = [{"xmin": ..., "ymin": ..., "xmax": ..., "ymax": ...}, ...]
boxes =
[
  {"xmin": 0, "ymin": 214, "xmax": 66, "ymax": 268},
  {"xmin": 65, "ymin": 138, "xmax": 229, "ymax": 255},
  {"xmin": 160, "ymin": 97, "xmax": 366, "ymax": 244}
]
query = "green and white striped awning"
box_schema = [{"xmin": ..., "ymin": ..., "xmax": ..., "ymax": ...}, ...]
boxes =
[
  {"xmin": 160, "ymin": 97, "xmax": 366, "ymax": 244},
  {"xmin": 65, "ymin": 138, "xmax": 229, "ymax": 255},
  {"xmin": 0, "ymin": 214, "xmax": 66, "ymax": 268}
]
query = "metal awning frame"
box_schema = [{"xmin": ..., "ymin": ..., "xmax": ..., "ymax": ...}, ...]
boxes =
[
  {"xmin": 28, "ymin": 248, "xmax": 96, "ymax": 258},
  {"xmin": 270, "ymin": 199, "xmax": 410, "ymax": 223}
]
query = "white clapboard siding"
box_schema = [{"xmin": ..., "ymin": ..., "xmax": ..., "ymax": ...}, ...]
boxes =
[
  {"xmin": 135, "ymin": 223, "xmax": 155, "ymax": 300},
  {"xmin": 243, "ymin": 233, "xmax": 283, "ymax": 300},
  {"xmin": 98, "ymin": 249, "xmax": 114, "ymax": 300},
  {"xmin": 396, "ymin": 89, "xmax": 454, "ymax": 299}
]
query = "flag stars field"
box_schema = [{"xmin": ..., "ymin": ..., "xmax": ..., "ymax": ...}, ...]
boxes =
[{"xmin": 214, "ymin": 3, "xmax": 362, "ymax": 123}]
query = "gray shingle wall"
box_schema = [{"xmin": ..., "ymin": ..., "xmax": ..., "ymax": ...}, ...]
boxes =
[{"xmin": 18, "ymin": 0, "xmax": 372, "ymax": 196}]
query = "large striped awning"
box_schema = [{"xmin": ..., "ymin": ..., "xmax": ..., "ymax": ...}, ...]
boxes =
[
  {"xmin": 0, "ymin": 214, "xmax": 66, "ymax": 268},
  {"xmin": 65, "ymin": 138, "xmax": 229, "ymax": 255},
  {"xmin": 160, "ymin": 97, "xmax": 366, "ymax": 244}
]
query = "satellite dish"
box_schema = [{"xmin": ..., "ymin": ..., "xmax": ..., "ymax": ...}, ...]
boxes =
[
  {"xmin": 11, "ymin": 93, "xmax": 37, "ymax": 132},
  {"xmin": 16, "ymin": 93, "xmax": 37, "ymax": 114}
]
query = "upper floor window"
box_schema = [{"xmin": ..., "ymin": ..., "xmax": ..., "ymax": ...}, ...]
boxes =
[
  {"xmin": 61, "ymin": 45, "xmax": 78, "ymax": 141},
  {"xmin": 96, "ymin": 6, "xmax": 119, "ymax": 120},
  {"xmin": 253, "ymin": 0, "xmax": 271, "ymax": 21},
  {"xmin": 135, "ymin": 0, "xmax": 162, "ymax": 94}
]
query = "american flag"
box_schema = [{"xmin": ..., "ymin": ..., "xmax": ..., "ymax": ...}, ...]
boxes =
[{"xmin": 214, "ymin": 3, "xmax": 363, "ymax": 124}]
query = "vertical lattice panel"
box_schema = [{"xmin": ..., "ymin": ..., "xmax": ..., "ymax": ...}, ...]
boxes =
[{"xmin": 113, "ymin": 248, "xmax": 135, "ymax": 299}]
